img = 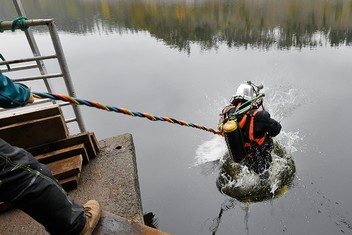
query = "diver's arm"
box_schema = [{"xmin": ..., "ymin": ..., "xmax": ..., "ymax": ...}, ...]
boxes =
[
  {"xmin": 255, "ymin": 110, "xmax": 281, "ymax": 137},
  {"xmin": 266, "ymin": 118, "xmax": 281, "ymax": 137}
]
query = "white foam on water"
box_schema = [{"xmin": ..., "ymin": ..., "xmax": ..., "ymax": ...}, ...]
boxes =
[
  {"xmin": 193, "ymin": 135, "xmax": 227, "ymax": 166},
  {"xmin": 269, "ymin": 156, "xmax": 291, "ymax": 194},
  {"xmin": 231, "ymin": 165, "xmax": 260, "ymax": 189}
]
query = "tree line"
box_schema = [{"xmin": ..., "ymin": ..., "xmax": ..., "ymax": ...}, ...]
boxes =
[{"xmin": 1, "ymin": 0, "xmax": 352, "ymax": 51}]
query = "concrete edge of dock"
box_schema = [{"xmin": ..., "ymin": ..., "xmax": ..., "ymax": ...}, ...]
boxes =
[{"xmin": 70, "ymin": 133, "xmax": 145, "ymax": 222}]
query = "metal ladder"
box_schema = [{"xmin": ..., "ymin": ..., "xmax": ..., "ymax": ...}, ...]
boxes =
[{"xmin": 0, "ymin": 0, "xmax": 86, "ymax": 133}]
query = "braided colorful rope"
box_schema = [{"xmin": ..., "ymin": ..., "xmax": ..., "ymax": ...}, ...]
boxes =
[{"xmin": 32, "ymin": 92, "xmax": 221, "ymax": 135}]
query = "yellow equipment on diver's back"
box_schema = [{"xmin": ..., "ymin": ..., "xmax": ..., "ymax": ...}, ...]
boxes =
[
  {"xmin": 222, "ymin": 120, "xmax": 238, "ymax": 133},
  {"xmin": 219, "ymin": 117, "xmax": 247, "ymax": 163}
]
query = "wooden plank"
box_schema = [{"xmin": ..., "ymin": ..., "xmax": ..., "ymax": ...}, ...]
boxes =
[
  {"xmin": 47, "ymin": 155, "xmax": 82, "ymax": 180},
  {"xmin": 0, "ymin": 105, "xmax": 62, "ymax": 128},
  {"xmin": 0, "ymin": 115, "xmax": 68, "ymax": 149},
  {"xmin": 89, "ymin": 132, "xmax": 100, "ymax": 154},
  {"xmin": 27, "ymin": 132, "xmax": 97, "ymax": 162},
  {"xmin": 59, "ymin": 175, "xmax": 80, "ymax": 191},
  {"xmin": 35, "ymin": 143, "xmax": 89, "ymax": 164}
]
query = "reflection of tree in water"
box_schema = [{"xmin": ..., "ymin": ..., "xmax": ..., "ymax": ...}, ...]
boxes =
[
  {"xmin": 2, "ymin": 0, "xmax": 352, "ymax": 51},
  {"xmin": 209, "ymin": 199, "xmax": 250, "ymax": 235},
  {"xmin": 209, "ymin": 199, "xmax": 236, "ymax": 235}
]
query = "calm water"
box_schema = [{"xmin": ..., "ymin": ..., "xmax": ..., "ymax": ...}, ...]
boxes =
[{"xmin": 1, "ymin": 1, "xmax": 352, "ymax": 234}]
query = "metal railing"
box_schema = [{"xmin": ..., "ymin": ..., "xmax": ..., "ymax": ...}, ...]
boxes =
[{"xmin": 0, "ymin": 0, "xmax": 86, "ymax": 133}]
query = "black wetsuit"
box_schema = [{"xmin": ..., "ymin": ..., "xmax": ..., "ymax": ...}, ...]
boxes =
[
  {"xmin": 244, "ymin": 109, "xmax": 281, "ymax": 174},
  {"xmin": 228, "ymin": 107, "xmax": 282, "ymax": 174}
]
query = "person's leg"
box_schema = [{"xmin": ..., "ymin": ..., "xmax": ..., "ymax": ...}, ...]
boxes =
[
  {"xmin": 242, "ymin": 138, "xmax": 273, "ymax": 174},
  {"xmin": 261, "ymin": 137, "xmax": 273, "ymax": 171},
  {"xmin": 0, "ymin": 138, "xmax": 85, "ymax": 235}
]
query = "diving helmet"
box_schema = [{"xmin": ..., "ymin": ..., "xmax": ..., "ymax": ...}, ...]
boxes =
[{"xmin": 233, "ymin": 81, "xmax": 259, "ymax": 101}]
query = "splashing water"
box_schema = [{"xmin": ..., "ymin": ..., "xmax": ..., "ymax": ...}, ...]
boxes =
[
  {"xmin": 194, "ymin": 86, "xmax": 304, "ymax": 166},
  {"xmin": 265, "ymin": 85, "xmax": 308, "ymax": 122},
  {"xmin": 194, "ymin": 135, "xmax": 227, "ymax": 166},
  {"xmin": 194, "ymin": 85, "xmax": 305, "ymax": 201}
]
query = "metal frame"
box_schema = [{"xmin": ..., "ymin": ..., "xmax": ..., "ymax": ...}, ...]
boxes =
[{"xmin": 0, "ymin": 0, "xmax": 86, "ymax": 133}]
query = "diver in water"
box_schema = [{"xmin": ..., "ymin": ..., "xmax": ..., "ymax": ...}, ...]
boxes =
[{"xmin": 218, "ymin": 81, "xmax": 281, "ymax": 174}]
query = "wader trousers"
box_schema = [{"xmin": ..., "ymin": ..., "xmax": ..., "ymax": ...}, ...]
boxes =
[
  {"xmin": 0, "ymin": 138, "xmax": 86, "ymax": 235},
  {"xmin": 243, "ymin": 137, "xmax": 273, "ymax": 174}
]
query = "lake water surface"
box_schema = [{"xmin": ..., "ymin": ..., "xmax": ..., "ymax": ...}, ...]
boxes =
[{"xmin": 1, "ymin": 1, "xmax": 352, "ymax": 234}]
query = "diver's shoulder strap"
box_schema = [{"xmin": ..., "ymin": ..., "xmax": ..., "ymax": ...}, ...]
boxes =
[{"xmin": 248, "ymin": 109, "xmax": 266, "ymax": 145}]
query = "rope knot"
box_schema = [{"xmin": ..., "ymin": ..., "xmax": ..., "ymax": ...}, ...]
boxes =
[{"xmin": 11, "ymin": 16, "xmax": 28, "ymax": 32}]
